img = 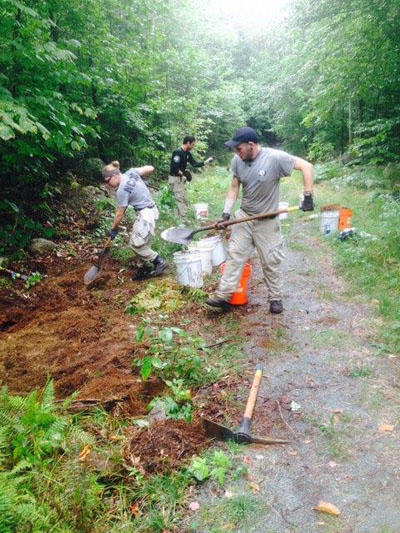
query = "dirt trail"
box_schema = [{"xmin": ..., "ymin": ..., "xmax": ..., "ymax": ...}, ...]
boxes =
[{"xmin": 196, "ymin": 218, "xmax": 400, "ymax": 532}]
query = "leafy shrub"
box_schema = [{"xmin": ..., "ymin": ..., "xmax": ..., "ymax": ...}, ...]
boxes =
[
  {"xmin": 188, "ymin": 450, "xmax": 232, "ymax": 486},
  {"xmin": 308, "ymin": 140, "xmax": 336, "ymax": 162},
  {"xmin": 134, "ymin": 326, "xmax": 218, "ymax": 386},
  {"xmin": 148, "ymin": 379, "xmax": 193, "ymax": 422},
  {"xmin": 351, "ymin": 117, "xmax": 400, "ymax": 165}
]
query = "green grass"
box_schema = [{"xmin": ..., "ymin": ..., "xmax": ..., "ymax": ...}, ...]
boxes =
[
  {"xmin": 304, "ymin": 165, "xmax": 400, "ymax": 352},
  {"xmin": 188, "ymin": 494, "xmax": 260, "ymax": 532},
  {"xmin": 309, "ymin": 329, "xmax": 350, "ymax": 350},
  {"xmin": 308, "ymin": 414, "xmax": 352, "ymax": 460},
  {"xmin": 349, "ymin": 365, "xmax": 375, "ymax": 378},
  {"xmin": 283, "ymin": 167, "xmax": 400, "ymax": 354}
]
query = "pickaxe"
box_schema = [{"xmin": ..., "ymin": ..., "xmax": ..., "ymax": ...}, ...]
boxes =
[{"xmin": 202, "ymin": 364, "xmax": 288, "ymax": 445}]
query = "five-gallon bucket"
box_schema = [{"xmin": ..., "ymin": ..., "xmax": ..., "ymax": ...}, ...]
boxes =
[
  {"xmin": 194, "ymin": 203, "xmax": 209, "ymax": 220},
  {"xmin": 188, "ymin": 239, "xmax": 215, "ymax": 275},
  {"xmin": 221, "ymin": 262, "xmax": 252, "ymax": 305},
  {"xmin": 198, "ymin": 235, "xmax": 226, "ymax": 267},
  {"xmin": 173, "ymin": 250, "xmax": 203, "ymax": 288},
  {"xmin": 278, "ymin": 201, "xmax": 289, "ymax": 219},
  {"xmin": 320, "ymin": 210, "xmax": 339, "ymax": 235},
  {"xmin": 339, "ymin": 208, "xmax": 353, "ymax": 231}
]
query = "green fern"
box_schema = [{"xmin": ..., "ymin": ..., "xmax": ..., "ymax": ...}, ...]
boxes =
[{"xmin": 41, "ymin": 380, "xmax": 56, "ymax": 411}]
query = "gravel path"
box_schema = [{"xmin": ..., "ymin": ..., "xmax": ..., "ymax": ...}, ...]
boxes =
[{"xmin": 194, "ymin": 216, "xmax": 399, "ymax": 533}]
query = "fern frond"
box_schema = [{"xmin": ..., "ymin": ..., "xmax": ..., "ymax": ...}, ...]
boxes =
[{"xmin": 41, "ymin": 380, "xmax": 56, "ymax": 411}]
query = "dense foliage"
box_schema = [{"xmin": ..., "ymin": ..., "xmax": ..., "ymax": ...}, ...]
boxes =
[{"xmin": 0, "ymin": 0, "xmax": 399, "ymax": 251}]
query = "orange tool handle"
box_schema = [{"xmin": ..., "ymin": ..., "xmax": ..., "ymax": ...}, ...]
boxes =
[{"xmin": 243, "ymin": 364, "xmax": 263, "ymax": 419}]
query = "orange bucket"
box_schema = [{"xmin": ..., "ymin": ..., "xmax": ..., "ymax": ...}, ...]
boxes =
[
  {"xmin": 221, "ymin": 262, "xmax": 252, "ymax": 305},
  {"xmin": 339, "ymin": 208, "xmax": 353, "ymax": 231}
]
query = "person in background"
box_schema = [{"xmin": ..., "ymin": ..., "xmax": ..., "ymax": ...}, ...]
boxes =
[
  {"xmin": 102, "ymin": 161, "xmax": 168, "ymax": 279},
  {"xmin": 205, "ymin": 127, "xmax": 314, "ymax": 314},
  {"xmin": 169, "ymin": 135, "xmax": 214, "ymax": 217}
]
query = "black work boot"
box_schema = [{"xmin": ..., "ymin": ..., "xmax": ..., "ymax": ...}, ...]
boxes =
[
  {"xmin": 149, "ymin": 255, "xmax": 169, "ymax": 277},
  {"xmin": 205, "ymin": 296, "xmax": 231, "ymax": 309},
  {"xmin": 132, "ymin": 264, "xmax": 153, "ymax": 280},
  {"xmin": 269, "ymin": 300, "xmax": 283, "ymax": 314}
]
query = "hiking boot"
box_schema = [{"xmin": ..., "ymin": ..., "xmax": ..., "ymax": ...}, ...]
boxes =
[
  {"xmin": 205, "ymin": 296, "xmax": 231, "ymax": 309},
  {"xmin": 270, "ymin": 300, "xmax": 283, "ymax": 314},
  {"xmin": 149, "ymin": 255, "xmax": 169, "ymax": 277},
  {"xmin": 132, "ymin": 264, "xmax": 153, "ymax": 280}
]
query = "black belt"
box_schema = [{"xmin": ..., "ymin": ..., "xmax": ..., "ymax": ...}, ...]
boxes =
[
  {"xmin": 243, "ymin": 212, "xmax": 277, "ymax": 220},
  {"xmin": 135, "ymin": 204, "xmax": 155, "ymax": 212}
]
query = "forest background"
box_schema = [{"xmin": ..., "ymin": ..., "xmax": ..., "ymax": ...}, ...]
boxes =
[{"xmin": 1, "ymin": 0, "xmax": 399, "ymax": 255}]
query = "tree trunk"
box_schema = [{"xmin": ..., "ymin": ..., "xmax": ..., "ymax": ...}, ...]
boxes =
[{"xmin": 348, "ymin": 100, "xmax": 353, "ymax": 146}]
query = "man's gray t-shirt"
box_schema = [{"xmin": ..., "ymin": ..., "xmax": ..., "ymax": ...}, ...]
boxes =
[
  {"xmin": 116, "ymin": 168, "xmax": 155, "ymax": 211},
  {"xmin": 231, "ymin": 148, "xmax": 296, "ymax": 215}
]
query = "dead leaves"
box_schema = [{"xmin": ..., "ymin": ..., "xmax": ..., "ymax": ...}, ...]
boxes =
[
  {"xmin": 249, "ymin": 481, "xmax": 260, "ymax": 494},
  {"xmin": 379, "ymin": 424, "xmax": 395, "ymax": 432},
  {"xmin": 79, "ymin": 445, "xmax": 91, "ymax": 461},
  {"xmin": 314, "ymin": 501, "xmax": 341, "ymax": 516}
]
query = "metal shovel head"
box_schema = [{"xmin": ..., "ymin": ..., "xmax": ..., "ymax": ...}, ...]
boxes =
[
  {"xmin": 84, "ymin": 264, "xmax": 100, "ymax": 285},
  {"xmin": 201, "ymin": 417, "xmax": 288, "ymax": 445},
  {"xmin": 201, "ymin": 417, "xmax": 235, "ymax": 441},
  {"xmin": 161, "ymin": 226, "xmax": 194, "ymax": 245}
]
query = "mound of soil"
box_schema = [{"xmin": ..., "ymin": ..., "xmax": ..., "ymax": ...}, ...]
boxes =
[
  {"xmin": 125, "ymin": 418, "xmax": 210, "ymax": 474},
  {"xmin": 0, "ymin": 258, "xmax": 142, "ymax": 400}
]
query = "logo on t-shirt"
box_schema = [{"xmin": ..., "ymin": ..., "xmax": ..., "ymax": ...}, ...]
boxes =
[
  {"xmin": 173, "ymin": 155, "xmax": 180, "ymax": 163},
  {"xmin": 258, "ymin": 170, "xmax": 266, "ymax": 177}
]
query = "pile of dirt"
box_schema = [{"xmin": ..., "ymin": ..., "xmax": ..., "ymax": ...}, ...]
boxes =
[
  {"xmin": 124, "ymin": 418, "xmax": 210, "ymax": 474},
  {"xmin": 0, "ymin": 261, "xmax": 140, "ymax": 396},
  {"xmin": 320, "ymin": 203, "xmax": 341, "ymax": 212}
]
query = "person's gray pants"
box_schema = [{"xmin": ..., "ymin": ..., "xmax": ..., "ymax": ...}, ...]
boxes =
[
  {"xmin": 129, "ymin": 206, "xmax": 159, "ymax": 266},
  {"xmin": 216, "ymin": 209, "xmax": 285, "ymax": 302},
  {"xmin": 168, "ymin": 175, "xmax": 188, "ymax": 217}
]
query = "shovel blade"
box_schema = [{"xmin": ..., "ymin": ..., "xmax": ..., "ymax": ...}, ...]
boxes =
[
  {"xmin": 161, "ymin": 227, "xmax": 194, "ymax": 245},
  {"xmin": 201, "ymin": 417, "xmax": 236, "ymax": 442},
  {"xmin": 84, "ymin": 265, "xmax": 100, "ymax": 285}
]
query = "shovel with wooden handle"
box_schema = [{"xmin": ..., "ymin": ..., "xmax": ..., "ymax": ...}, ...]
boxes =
[
  {"xmin": 83, "ymin": 237, "xmax": 112, "ymax": 286},
  {"xmin": 202, "ymin": 364, "xmax": 288, "ymax": 445},
  {"xmin": 161, "ymin": 206, "xmax": 300, "ymax": 245}
]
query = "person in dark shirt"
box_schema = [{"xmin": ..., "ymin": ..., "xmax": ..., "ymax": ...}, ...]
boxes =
[{"xmin": 168, "ymin": 135, "xmax": 213, "ymax": 217}]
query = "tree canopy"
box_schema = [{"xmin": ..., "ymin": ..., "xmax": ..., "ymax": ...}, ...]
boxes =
[{"xmin": 0, "ymin": 0, "xmax": 399, "ymax": 211}]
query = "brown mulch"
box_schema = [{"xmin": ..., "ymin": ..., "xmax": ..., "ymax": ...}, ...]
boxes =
[
  {"xmin": 124, "ymin": 418, "xmax": 210, "ymax": 474},
  {"xmin": 320, "ymin": 203, "xmax": 341, "ymax": 212}
]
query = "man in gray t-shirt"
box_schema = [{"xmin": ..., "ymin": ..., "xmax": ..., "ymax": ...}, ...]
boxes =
[{"xmin": 206, "ymin": 127, "xmax": 314, "ymax": 314}]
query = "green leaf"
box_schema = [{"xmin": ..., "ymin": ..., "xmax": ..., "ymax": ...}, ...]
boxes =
[
  {"xmin": 141, "ymin": 357, "xmax": 153, "ymax": 381},
  {"xmin": 0, "ymin": 125, "xmax": 15, "ymax": 141}
]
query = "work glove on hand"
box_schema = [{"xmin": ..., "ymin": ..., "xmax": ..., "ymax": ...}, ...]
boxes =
[
  {"xmin": 183, "ymin": 170, "xmax": 192, "ymax": 182},
  {"xmin": 109, "ymin": 229, "xmax": 118, "ymax": 240},
  {"xmin": 215, "ymin": 212, "xmax": 230, "ymax": 229},
  {"xmin": 301, "ymin": 193, "xmax": 314, "ymax": 211}
]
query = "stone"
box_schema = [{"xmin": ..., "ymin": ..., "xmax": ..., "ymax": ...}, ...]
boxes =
[{"xmin": 28, "ymin": 238, "xmax": 57, "ymax": 255}]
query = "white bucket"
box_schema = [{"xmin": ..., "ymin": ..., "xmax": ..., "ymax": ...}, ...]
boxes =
[
  {"xmin": 198, "ymin": 235, "xmax": 226, "ymax": 267},
  {"xmin": 278, "ymin": 201, "xmax": 289, "ymax": 219},
  {"xmin": 173, "ymin": 250, "xmax": 203, "ymax": 288},
  {"xmin": 194, "ymin": 203, "xmax": 209, "ymax": 220},
  {"xmin": 320, "ymin": 210, "xmax": 339, "ymax": 235},
  {"xmin": 188, "ymin": 239, "xmax": 215, "ymax": 275}
]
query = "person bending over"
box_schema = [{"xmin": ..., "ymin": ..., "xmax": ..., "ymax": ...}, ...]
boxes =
[{"xmin": 102, "ymin": 161, "xmax": 168, "ymax": 279}]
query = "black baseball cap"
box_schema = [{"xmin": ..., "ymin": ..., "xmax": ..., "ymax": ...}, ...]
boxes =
[{"xmin": 224, "ymin": 127, "xmax": 260, "ymax": 148}]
